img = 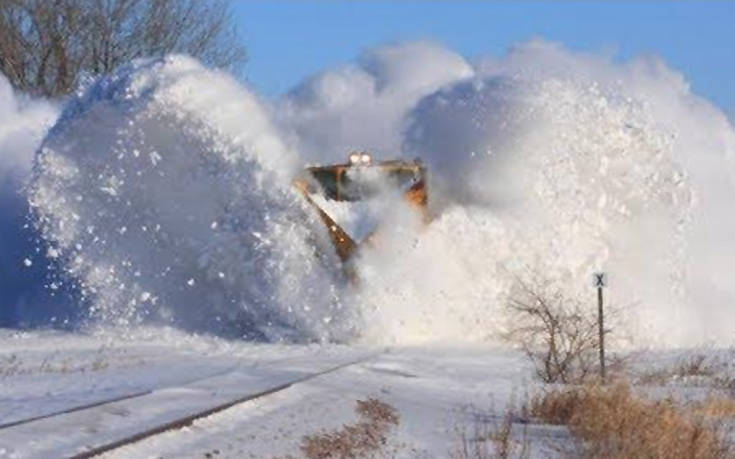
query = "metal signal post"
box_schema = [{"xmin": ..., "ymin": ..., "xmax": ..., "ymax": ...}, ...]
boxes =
[{"xmin": 593, "ymin": 272, "xmax": 607, "ymax": 382}]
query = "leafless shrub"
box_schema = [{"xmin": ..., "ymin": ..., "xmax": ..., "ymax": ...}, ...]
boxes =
[
  {"xmin": 637, "ymin": 353, "xmax": 714, "ymax": 383},
  {"xmin": 678, "ymin": 354, "xmax": 716, "ymax": 377},
  {"xmin": 503, "ymin": 275, "xmax": 603, "ymax": 384},
  {"xmin": 529, "ymin": 382, "xmax": 734, "ymax": 459},
  {"xmin": 300, "ymin": 398, "xmax": 399, "ymax": 459},
  {"xmin": 0, "ymin": 353, "xmax": 22, "ymax": 378},
  {"xmin": 0, "ymin": 0, "xmax": 246, "ymax": 97},
  {"xmin": 636, "ymin": 352, "xmax": 735, "ymax": 392},
  {"xmin": 90, "ymin": 356, "xmax": 109, "ymax": 371},
  {"xmin": 715, "ymin": 377, "xmax": 735, "ymax": 397}
]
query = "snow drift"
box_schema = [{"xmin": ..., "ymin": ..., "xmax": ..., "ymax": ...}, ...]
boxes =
[{"xmin": 17, "ymin": 40, "xmax": 735, "ymax": 346}]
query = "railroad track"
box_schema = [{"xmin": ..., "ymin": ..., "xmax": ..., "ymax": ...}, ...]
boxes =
[
  {"xmin": 0, "ymin": 351, "xmax": 380, "ymax": 459},
  {"xmin": 0, "ymin": 350, "xmax": 339, "ymax": 431},
  {"xmin": 0, "ymin": 365, "xmax": 241, "ymax": 431}
]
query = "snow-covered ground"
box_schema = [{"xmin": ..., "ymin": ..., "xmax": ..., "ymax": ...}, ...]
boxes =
[
  {"xmin": 0, "ymin": 328, "xmax": 540, "ymax": 458},
  {"xmin": 107, "ymin": 345, "xmax": 532, "ymax": 458},
  {"xmin": 3, "ymin": 329, "xmax": 733, "ymax": 458}
]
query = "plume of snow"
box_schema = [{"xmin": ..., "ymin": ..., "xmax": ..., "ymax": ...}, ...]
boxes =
[
  {"xmin": 28, "ymin": 57, "xmax": 352, "ymax": 341},
  {"xmin": 16, "ymin": 40, "xmax": 735, "ymax": 347},
  {"xmin": 278, "ymin": 41, "xmax": 473, "ymax": 163}
]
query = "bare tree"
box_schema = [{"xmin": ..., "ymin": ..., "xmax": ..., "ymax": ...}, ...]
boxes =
[
  {"xmin": 503, "ymin": 275, "xmax": 601, "ymax": 384},
  {"xmin": 0, "ymin": 0, "xmax": 246, "ymax": 97}
]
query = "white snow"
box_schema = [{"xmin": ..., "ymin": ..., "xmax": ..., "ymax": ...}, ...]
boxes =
[
  {"xmin": 3, "ymin": 330, "xmax": 731, "ymax": 458},
  {"xmin": 18, "ymin": 42, "xmax": 735, "ymax": 347},
  {"xmin": 28, "ymin": 56, "xmax": 348, "ymax": 342},
  {"xmin": 0, "ymin": 329, "xmax": 536, "ymax": 458}
]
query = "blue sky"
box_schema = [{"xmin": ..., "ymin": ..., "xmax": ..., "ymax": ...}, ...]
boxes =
[{"xmin": 233, "ymin": 1, "xmax": 734, "ymax": 119}]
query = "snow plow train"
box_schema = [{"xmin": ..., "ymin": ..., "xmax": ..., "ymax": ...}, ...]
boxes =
[{"xmin": 293, "ymin": 152, "xmax": 428, "ymax": 265}]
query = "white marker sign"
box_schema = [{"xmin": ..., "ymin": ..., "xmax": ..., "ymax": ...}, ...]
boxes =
[{"xmin": 593, "ymin": 272, "xmax": 607, "ymax": 288}]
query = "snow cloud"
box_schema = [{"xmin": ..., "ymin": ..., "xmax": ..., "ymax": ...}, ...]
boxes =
[
  {"xmin": 28, "ymin": 56, "xmax": 350, "ymax": 341},
  {"xmin": 277, "ymin": 41, "xmax": 473, "ymax": 163},
  {"xmin": 4, "ymin": 39, "xmax": 735, "ymax": 346}
]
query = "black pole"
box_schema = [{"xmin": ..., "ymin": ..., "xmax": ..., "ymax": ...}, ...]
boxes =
[{"xmin": 597, "ymin": 285, "xmax": 606, "ymax": 382}]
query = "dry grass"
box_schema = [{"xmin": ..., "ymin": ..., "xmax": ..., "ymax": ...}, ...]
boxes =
[
  {"xmin": 450, "ymin": 403, "xmax": 530, "ymax": 459},
  {"xmin": 300, "ymin": 398, "xmax": 400, "ymax": 459},
  {"xmin": 692, "ymin": 397, "xmax": 735, "ymax": 418},
  {"xmin": 0, "ymin": 346, "xmax": 122, "ymax": 378},
  {"xmin": 527, "ymin": 387, "xmax": 584, "ymax": 426},
  {"xmin": 528, "ymin": 382, "xmax": 734, "ymax": 459}
]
